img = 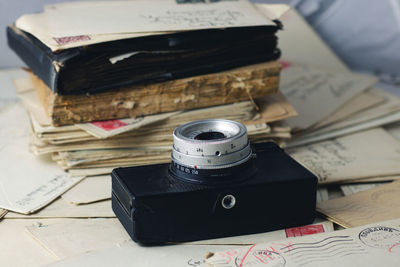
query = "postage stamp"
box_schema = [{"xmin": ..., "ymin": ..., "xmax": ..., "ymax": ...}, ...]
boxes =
[{"xmin": 285, "ymin": 224, "xmax": 325, "ymax": 238}]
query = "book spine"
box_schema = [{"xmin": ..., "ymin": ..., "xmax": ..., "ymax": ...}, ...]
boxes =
[
  {"xmin": 7, "ymin": 26, "xmax": 58, "ymax": 92},
  {"xmin": 30, "ymin": 61, "xmax": 281, "ymax": 126}
]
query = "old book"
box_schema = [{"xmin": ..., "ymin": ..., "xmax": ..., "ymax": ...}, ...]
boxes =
[
  {"xmin": 8, "ymin": 1, "xmax": 283, "ymax": 94},
  {"xmin": 30, "ymin": 61, "xmax": 281, "ymax": 126}
]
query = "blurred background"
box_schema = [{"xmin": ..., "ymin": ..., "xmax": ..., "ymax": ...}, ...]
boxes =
[{"xmin": 1, "ymin": 0, "xmax": 400, "ymax": 85}]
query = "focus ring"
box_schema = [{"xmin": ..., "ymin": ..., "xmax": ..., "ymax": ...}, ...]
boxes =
[{"xmin": 172, "ymin": 119, "xmax": 251, "ymax": 170}]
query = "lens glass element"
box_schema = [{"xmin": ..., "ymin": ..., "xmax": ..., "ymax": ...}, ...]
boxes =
[{"xmin": 194, "ymin": 131, "xmax": 226, "ymax": 140}]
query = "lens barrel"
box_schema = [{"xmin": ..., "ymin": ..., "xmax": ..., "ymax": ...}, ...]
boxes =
[{"xmin": 171, "ymin": 119, "xmax": 252, "ymax": 170}]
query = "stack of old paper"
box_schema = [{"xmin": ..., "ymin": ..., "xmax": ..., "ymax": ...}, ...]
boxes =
[
  {"xmin": 278, "ymin": 59, "xmax": 400, "ymax": 150},
  {"xmin": 14, "ymin": 76, "xmax": 296, "ymax": 176},
  {"xmin": 273, "ymin": 57, "xmax": 400, "ymax": 186},
  {"xmin": 9, "ymin": 0, "xmax": 286, "ymax": 126},
  {"xmin": 0, "ymin": 100, "xmax": 84, "ymax": 216}
]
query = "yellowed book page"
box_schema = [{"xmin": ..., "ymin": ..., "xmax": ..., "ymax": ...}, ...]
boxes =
[{"xmin": 317, "ymin": 181, "xmax": 400, "ymax": 228}]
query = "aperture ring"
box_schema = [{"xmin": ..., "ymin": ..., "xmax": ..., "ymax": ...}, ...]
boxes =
[{"xmin": 171, "ymin": 144, "xmax": 252, "ymax": 169}]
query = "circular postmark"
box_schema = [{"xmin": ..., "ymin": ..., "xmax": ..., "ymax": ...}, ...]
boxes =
[
  {"xmin": 359, "ymin": 226, "xmax": 400, "ymax": 251},
  {"xmin": 235, "ymin": 250, "xmax": 286, "ymax": 267}
]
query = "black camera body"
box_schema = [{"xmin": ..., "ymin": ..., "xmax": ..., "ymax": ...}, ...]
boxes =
[{"xmin": 112, "ymin": 142, "xmax": 317, "ymax": 245}]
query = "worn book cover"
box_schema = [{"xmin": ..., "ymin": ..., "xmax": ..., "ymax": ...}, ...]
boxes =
[{"xmin": 30, "ymin": 61, "xmax": 281, "ymax": 126}]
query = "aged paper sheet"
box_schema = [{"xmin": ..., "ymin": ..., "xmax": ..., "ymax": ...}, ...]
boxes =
[
  {"xmin": 25, "ymin": 219, "xmax": 332, "ymax": 260},
  {"xmin": 61, "ymin": 175, "xmax": 111, "ymax": 204},
  {"xmin": 340, "ymin": 183, "xmax": 383, "ymax": 196},
  {"xmin": 16, "ymin": 2, "xmax": 286, "ymax": 51},
  {"xmin": 26, "ymin": 218, "xmax": 131, "ymax": 259},
  {"xmin": 0, "ymin": 219, "xmax": 59, "ymax": 266},
  {"xmin": 44, "ymin": 0, "xmax": 274, "ymax": 37},
  {"xmin": 288, "ymin": 88, "xmax": 400, "ymax": 147},
  {"xmin": 45, "ymin": 222, "xmax": 333, "ymax": 266},
  {"xmin": 280, "ymin": 63, "xmax": 377, "ymax": 131},
  {"xmin": 317, "ymin": 181, "xmax": 400, "ymax": 228},
  {"xmin": 0, "ymin": 104, "xmax": 83, "ymax": 214},
  {"xmin": 287, "ymin": 128, "xmax": 400, "ymax": 184},
  {"xmin": 5, "ymin": 198, "xmax": 114, "ymax": 219},
  {"xmin": 185, "ymin": 221, "xmax": 333, "ymax": 245}
]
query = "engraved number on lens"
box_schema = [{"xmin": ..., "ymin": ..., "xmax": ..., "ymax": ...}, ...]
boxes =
[{"xmin": 221, "ymin": 195, "xmax": 236, "ymax": 209}]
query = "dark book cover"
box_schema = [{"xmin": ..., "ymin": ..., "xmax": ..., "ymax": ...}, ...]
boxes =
[{"xmin": 7, "ymin": 24, "xmax": 281, "ymax": 95}]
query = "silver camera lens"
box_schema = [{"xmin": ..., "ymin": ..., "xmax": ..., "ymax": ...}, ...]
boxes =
[{"xmin": 172, "ymin": 119, "xmax": 252, "ymax": 169}]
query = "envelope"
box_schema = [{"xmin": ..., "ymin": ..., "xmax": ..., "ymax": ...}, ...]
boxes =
[
  {"xmin": 16, "ymin": 2, "xmax": 288, "ymax": 51},
  {"xmin": 287, "ymin": 128, "xmax": 400, "ymax": 184},
  {"xmin": 44, "ymin": 221, "xmax": 333, "ymax": 266},
  {"xmin": 206, "ymin": 218, "xmax": 400, "ymax": 267},
  {"xmin": 317, "ymin": 180, "xmax": 400, "ymax": 228}
]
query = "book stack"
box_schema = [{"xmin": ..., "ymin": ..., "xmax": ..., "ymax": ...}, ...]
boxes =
[{"xmin": 8, "ymin": 0, "xmax": 297, "ymax": 176}]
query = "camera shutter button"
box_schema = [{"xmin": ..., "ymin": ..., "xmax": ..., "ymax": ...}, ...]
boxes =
[{"xmin": 221, "ymin": 194, "xmax": 236, "ymax": 209}]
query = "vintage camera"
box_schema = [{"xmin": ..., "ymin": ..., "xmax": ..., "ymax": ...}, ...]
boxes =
[{"xmin": 112, "ymin": 119, "xmax": 317, "ymax": 245}]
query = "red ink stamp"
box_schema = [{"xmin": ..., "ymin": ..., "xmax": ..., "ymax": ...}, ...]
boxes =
[
  {"xmin": 91, "ymin": 119, "xmax": 128, "ymax": 131},
  {"xmin": 285, "ymin": 224, "xmax": 325, "ymax": 238},
  {"xmin": 235, "ymin": 249, "xmax": 286, "ymax": 267},
  {"xmin": 215, "ymin": 250, "xmax": 239, "ymax": 264},
  {"xmin": 279, "ymin": 60, "xmax": 292, "ymax": 69},
  {"xmin": 53, "ymin": 35, "xmax": 91, "ymax": 45}
]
